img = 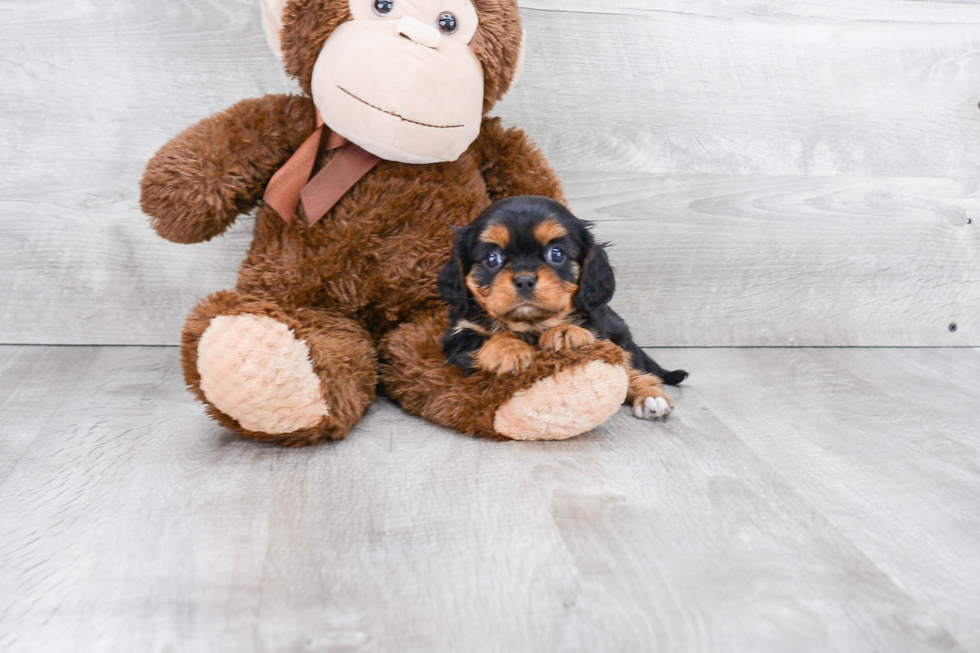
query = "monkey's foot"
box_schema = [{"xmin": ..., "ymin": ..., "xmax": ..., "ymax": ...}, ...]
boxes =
[
  {"xmin": 197, "ymin": 314, "xmax": 329, "ymax": 435},
  {"xmin": 493, "ymin": 360, "xmax": 629, "ymax": 441}
]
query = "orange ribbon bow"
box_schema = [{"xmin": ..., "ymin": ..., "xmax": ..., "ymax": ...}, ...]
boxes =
[{"xmin": 263, "ymin": 111, "xmax": 381, "ymax": 226}]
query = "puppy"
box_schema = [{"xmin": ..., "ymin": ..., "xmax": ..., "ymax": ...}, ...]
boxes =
[{"xmin": 439, "ymin": 196, "xmax": 688, "ymax": 420}]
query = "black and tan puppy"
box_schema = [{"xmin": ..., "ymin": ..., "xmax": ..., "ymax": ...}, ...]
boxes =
[{"xmin": 439, "ymin": 196, "xmax": 688, "ymax": 420}]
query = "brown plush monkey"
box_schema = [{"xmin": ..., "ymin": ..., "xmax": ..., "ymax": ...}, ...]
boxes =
[{"xmin": 141, "ymin": 0, "xmax": 634, "ymax": 445}]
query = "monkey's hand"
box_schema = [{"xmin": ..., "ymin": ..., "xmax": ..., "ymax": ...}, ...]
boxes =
[{"xmin": 140, "ymin": 94, "xmax": 315, "ymax": 244}]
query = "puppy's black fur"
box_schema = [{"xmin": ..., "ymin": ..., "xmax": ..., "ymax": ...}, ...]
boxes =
[{"xmin": 439, "ymin": 196, "xmax": 688, "ymax": 385}]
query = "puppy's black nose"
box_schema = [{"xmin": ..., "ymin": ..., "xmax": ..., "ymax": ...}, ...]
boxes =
[{"xmin": 514, "ymin": 274, "xmax": 537, "ymax": 294}]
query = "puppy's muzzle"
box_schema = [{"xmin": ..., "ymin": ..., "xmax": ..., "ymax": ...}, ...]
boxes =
[{"xmin": 513, "ymin": 273, "xmax": 537, "ymax": 297}]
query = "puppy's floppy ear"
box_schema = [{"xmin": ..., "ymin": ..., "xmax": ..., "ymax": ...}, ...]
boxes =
[
  {"xmin": 574, "ymin": 240, "xmax": 616, "ymax": 310},
  {"xmin": 439, "ymin": 228, "xmax": 472, "ymax": 314}
]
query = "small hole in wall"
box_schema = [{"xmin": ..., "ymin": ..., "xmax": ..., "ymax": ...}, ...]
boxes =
[
  {"xmin": 969, "ymin": 218, "xmax": 974, "ymax": 225},
  {"xmin": 949, "ymin": 323, "xmax": 958, "ymax": 333}
]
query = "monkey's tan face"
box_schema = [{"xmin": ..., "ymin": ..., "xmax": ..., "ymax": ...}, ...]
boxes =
[{"xmin": 311, "ymin": 0, "xmax": 485, "ymax": 164}]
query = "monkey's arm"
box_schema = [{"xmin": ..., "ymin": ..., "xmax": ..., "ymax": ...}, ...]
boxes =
[
  {"xmin": 474, "ymin": 117, "xmax": 567, "ymax": 204},
  {"xmin": 140, "ymin": 94, "xmax": 315, "ymax": 244}
]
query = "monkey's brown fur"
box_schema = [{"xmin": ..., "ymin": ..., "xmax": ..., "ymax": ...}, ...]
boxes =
[
  {"xmin": 380, "ymin": 311, "xmax": 631, "ymax": 439},
  {"xmin": 142, "ymin": 0, "xmax": 632, "ymax": 445}
]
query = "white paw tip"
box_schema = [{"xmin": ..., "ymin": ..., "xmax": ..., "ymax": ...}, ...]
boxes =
[{"xmin": 635, "ymin": 396, "xmax": 672, "ymax": 420}]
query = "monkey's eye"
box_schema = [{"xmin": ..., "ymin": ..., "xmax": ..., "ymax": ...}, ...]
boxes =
[
  {"xmin": 437, "ymin": 12, "xmax": 458, "ymax": 33},
  {"xmin": 373, "ymin": 0, "xmax": 394, "ymax": 15},
  {"xmin": 485, "ymin": 251, "xmax": 503, "ymax": 269},
  {"xmin": 546, "ymin": 247, "xmax": 566, "ymax": 264}
]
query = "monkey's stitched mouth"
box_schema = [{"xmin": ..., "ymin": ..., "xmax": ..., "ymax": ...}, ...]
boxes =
[{"xmin": 338, "ymin": 86, "xmax": 464, "ymax": 130}]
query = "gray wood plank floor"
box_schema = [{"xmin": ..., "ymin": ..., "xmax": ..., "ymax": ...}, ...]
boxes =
[{"xmin": 2, "ymin": 345, "xmax": 978, "ymax": 653}]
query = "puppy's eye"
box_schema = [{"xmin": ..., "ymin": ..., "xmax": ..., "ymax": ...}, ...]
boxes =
[
  {"xmin": 373, "ymin": 0, "xmax": 394, "ymax": 15},
  {"xmin": 438, "ymin": 12, "xmax": 458, "ymax": 33},
  {"xmin": 485, "ymin": 252, "xmax": 503, "ymax": 269},
  {"xmin": 547, "ymin": 247, "xmax": 566, "ymax": 264}
]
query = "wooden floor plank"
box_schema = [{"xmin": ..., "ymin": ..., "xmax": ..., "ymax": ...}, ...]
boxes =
[
  {"xmin": 0, "ymin": 347, "xmax": 105, "ymax": 485},
  {"xmin": 669, "ymin": 347, "xmax": 980, "ymax": 649},
  {"xmin": 1, "ymin": 345, "xmax": 975, "ymax": 652}
]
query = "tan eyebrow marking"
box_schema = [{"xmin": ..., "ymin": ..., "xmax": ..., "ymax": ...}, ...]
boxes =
[
  {"xmin": 534, "ymin": 218, "xmax": 567, "ymax": 245},
  {"xmin": 480, "ymin": 222, "xmax": 511, "ymax": 249}
]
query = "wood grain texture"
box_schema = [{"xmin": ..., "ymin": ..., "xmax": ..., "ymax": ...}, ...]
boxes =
[
  {"xmin": 0, "ymin": 0, "xmax": 290, "ymax": 347},
  {"xmin": 1, "ymin": 0, "xmax": 979, "ymax": 346},
  {"xmin": 507, "ymin": 0, "xmax": 980, "ymax": 177},
  {"xmin": 2, "ymin": 345, "xmax": 978, "ymax": 652},
  {"xmin": 673, "ymin": 346, "xmax": 980, "ymax": 650},
  {"xmin": 576, "ymin": 173, "xmax": 980, "ymax": 347}
]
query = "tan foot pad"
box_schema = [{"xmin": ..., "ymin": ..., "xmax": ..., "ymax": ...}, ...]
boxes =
[
  {"xmin": 494, "ymin": 361, "xmax": 629, "ymax": 441},
  {"xmin": 197, "ymin": 315, "xmax": 328, "ymax": 435}
]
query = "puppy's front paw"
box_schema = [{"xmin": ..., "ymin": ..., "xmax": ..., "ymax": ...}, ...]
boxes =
[
  {"xmin": 633, "ymin": 395, "xmax": 674, "ymax": 420},
  {"xmin": 476, "ymin": 334, "xmax": 536, "ymax": 376},
  {"xmin": 628, "ymin": 370, "xmax": 675, "ymax": 420},
  {"xmin": 540, "ymin": 324, "xmax": 596, "ymax": 352}
]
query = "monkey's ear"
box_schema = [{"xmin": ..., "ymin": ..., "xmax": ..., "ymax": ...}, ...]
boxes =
[
  {"xmin": 261, "ymin": 0, "xmax": 288, "ymax": 60},
  {"xmin": 511, "ymin": 31, "xmax": 527, "ymax": 88},
  {"xmin": 574, "ymin": 242, "xmax": 616, "ymax": 311}
]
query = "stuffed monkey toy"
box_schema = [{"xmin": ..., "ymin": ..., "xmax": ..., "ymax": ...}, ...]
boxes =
[{"xmin": 141, "ymin": 0, "xmax": 633, "ymax": 446}]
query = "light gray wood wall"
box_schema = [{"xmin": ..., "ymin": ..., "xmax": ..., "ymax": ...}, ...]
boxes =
[{"xmin": 1, "ymin": 0, "xmax": 978, "ymax": 346}]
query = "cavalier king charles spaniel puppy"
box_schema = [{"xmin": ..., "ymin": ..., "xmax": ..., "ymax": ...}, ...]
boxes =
[{"xmin": 439, "ymin": 196, "xmax": 687, "ymax": 420}]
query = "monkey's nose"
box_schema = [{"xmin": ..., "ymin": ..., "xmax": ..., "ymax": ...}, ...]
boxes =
[
  {"xmin": 514, "ymin": 274, "xmax": 537, "ymax": 294},
  {"xmin": 398, "ymin": 16, "xmax": 443, "ymax": 49}
]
